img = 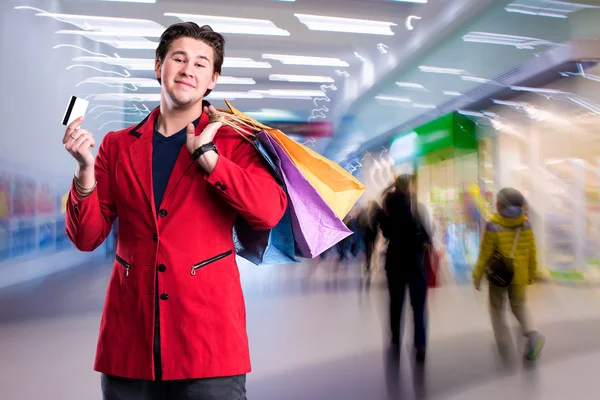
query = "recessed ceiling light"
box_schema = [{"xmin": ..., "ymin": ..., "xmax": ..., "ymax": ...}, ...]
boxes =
[
  {"xmin": 263, "ymin": 54, "xmax": 349, "ymax": 67},
  {"xmin": 294, "ymin": 13, "xmax": 397, "ymax": 35},
  {"xmin": 375, "ymin": 95, "xmax": 412, "ymax": 102},
  {"xmin": 77, "ymin": 77, "xmax": 160, "ymax": 88},
  {"xmin": 252, "ymin": 89, "xmax": 326, "ymax": 99},
  {"xmin": 217, "ymin": 77, "xmax": 256, "ymax": 85},
  {"xmin": 392, "ymin": 0, "xmax": 428, "ymax": 3},
  {"xmin": 57, "ymin": 30, "xmax": 158, "ymax": 49},
  {"xmin": 34, "ymin": 13, "xmax": 164, "ymax": 36},
  {"xmin": 461, "ymin": 76, "xmax": 492, "ymax": 84},
  {"xmin": 206, "ymin": 91, "xmax": 263, "ymax": 99},
  {"xmin": 72, "ymin": 56, "xmax": 272, "ymax": 70},
  {"xmin": 443, "ymin": 91, "xmax": 462, "ymax": 96},
  {"xmin": 463, "ymin": 31, "xmax": 557, "ymax": 49},
  {"xmin": 269, "ymin": 74, "xmax": 335, "ymax": 83},
  {"xmin": 418, "ymin": 65, "xmax": 465, "ymax": 75},
  {"xmin": 93, "ymin": 93, "xmax": 162, "ymax": 102},
  {"xmin": 164, "ymin": 13, "xmax": 290, "ymax": 36},
  {"xmin": 395, "ymin": 82, "xmax": 427, "ymax": 91},
  {"xmin": 412, "ymin": 103, "xmax": 436, "ymax": 109}
]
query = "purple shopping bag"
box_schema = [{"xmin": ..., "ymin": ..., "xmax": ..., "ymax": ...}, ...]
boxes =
[{"xmin": 256, "ymin": 131, "xmax": 351, "ymax": 258}]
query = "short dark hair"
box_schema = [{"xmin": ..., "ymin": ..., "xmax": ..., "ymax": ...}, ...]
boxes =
[
  {"xmin": 155, "ymin": 22, "xmax": 225, "ymax": 96},
  {"xmin": 497, "ymin": 187, "xmax": 525, "ymax": 209}
]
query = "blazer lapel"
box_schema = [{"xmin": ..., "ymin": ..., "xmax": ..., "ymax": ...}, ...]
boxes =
[
  {"xmin": 161, "ymin": 111, "xmax": 209, "ymax": 203},
  {"xmin": 128, "ymin": 109, "xmax": 159, "ymax": 215}
]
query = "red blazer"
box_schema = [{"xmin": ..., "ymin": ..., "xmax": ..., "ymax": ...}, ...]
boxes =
[{"xmin": 65, "ymin": 107, "xmax": 287, "ymax": 380}]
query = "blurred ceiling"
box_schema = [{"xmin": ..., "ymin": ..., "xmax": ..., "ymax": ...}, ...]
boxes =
[{"xmin": 15, "ymin": 0, "xmax": 600, "ymax": 162}]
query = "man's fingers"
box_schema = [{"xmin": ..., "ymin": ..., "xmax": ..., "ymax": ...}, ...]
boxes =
[
  {"xmin": 71, "ymin": 135, "xmax": 94, "ymax": 153},
  {"xmin": 63, "ymin": 117, "xmax": 85, "ymax": 143},
  {"xmin": 69, "ymin": 132, "xmax": 95, "ymax": 152}
]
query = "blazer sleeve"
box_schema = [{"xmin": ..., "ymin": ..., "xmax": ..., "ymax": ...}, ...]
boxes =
[
  {"xmin": 65, "ymin": 133, "xmax": 117, "ymax": 251},
  {"xmin": 205, "ymin": 137, "xmax": 287, "ymax": 231},
  {"xmin": 473, "ymin": 222, "xmax": 496, "ymax": 281}
]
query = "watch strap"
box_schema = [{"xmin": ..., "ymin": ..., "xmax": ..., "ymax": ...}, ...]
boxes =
[{"xmin": 192, "ymin": 142, "xmax": 219, "ymax": 160}]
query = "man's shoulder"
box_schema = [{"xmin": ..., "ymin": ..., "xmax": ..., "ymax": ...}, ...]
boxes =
[{"xmin": 102, "ymin": 124, "xmax": 141, "ymax": 143}]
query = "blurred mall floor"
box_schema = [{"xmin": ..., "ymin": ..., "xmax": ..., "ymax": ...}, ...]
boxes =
[{"xmin": 2, "ymin": 258, "xmax": 600, "ymax": 399}]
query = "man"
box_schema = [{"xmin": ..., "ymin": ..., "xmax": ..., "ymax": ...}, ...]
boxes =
[
  {"xmin": 377, "ymin": 175, "xmax": 430, "ymax": 362},
  {"xmin": 473, "ymin": 188, "xmax": 544, "ymax": 363},
  {"xmin": 62, "ymin": 22, "xmax": 287, "ymax": 399}
]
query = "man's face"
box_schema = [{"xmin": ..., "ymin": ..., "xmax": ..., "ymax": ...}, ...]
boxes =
[{"xmin": 155, "ymin": 37, "xmax": 219, "ymax": 108}]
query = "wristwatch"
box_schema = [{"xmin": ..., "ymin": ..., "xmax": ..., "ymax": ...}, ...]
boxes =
[{"xmin": 192, "ymin": 142, "xmax": 219, "ymax": 160}]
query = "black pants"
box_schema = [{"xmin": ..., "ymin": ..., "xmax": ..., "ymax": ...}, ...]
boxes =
[
  {"xmin": 385, "ymin": 253, "xmax": 428, "ymax": 348},
  {"xmin": 101, "ymin": 374, "xmax": 247, "ymax": 400}
]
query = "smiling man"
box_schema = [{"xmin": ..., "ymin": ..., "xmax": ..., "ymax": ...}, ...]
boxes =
[{"xmin": 62, "ymin": 23, "xmax": 287, "ymax": 400}]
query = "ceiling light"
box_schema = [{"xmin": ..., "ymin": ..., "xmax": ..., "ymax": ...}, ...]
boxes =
[
  {"xmin": 463, "ymin": 31, "xmax": 557, "ymax": 49},
  {"xmin": 244, "ymin": 109, "xmax": 301, "ymax": 121},
  {"xmin": 93, "ymin": 93, "xmax": 162, "ymax": 102},
  {"xmin": 73, "ymin": 56, "xmax": 153, "ymax": 70},
  {"xmin": 492, "ymin": 99, "xmax": 527, "ymax": 107},
  {"xmin": 457, "ymin": 110, "xmax": 486, "ymax": 117},
  {"xmin": 164, "ymin": 13, "xmax": 290, "ymax": 36},
  {"xmin": 263, "ymin": 54, "xmax": 349, "ymax": 67},
  {"xmin": 294, "ymin": 13, "xmax": 396, "ymax": 35},
  {"xmin": 405, "ymin": 15, "xmax": 422, "ymax": 30},
  {"xmin": 510, "ymin": 86, "xmax": 566, "ymax": 94},
  {"xmin": 393, "ymin": 0, "xmax": 427, "ymax": 3},
  {"xmin": 418, "ymin": 65, "xmax": 465, "ymax": 75},
  {"xmin": 57, "ymin": 30, "xmax": 158, "ymax": 49},
  {"xmin": 375, "ymin": 95, "xmax": 412, "ymax": 102},
  {"xmin": 206, "ymin": 91, "xmax": 263, "ymax": 100},
  {"xmin": 217, "ymin": 77, "xmax": 256, "ymax": 85},
  {"xmin": 252, "ymin": 89, "xmax": 326, "ymax": 99},
  {"xmin": 223, "ymin": 58, "xmax": 272, "ymax": 69},
  {"xmin": 504, "ymin": 1, "xmax": 599, "ymax": 18},
  {"xmin": 395, "ymin": 82, "xmax": 427, "ymax": 91},
  {"xmin": 269, "ymin": 74, "xmax": 334, "ymax": 83},
  {"xmin": 78, "ymin": 77, "xmax": 160, "ymax": 88},
  {"xmin": 35, "ymin": 13, "xmax": 165, "ymax": 36},
  {"xmin": 443, "ymin": 90, "xmax": 462, "ymax": 96},
  {"xmin": 73, "ymin": 56, "xmax": 271, "ymax": 70},
  {"xmin": 462, "ymin": 76, "xmax": 492, "ymax": 84},
  {"xmin": 412, "ymin": 103, "xmax": 436, "ymax": 109}
]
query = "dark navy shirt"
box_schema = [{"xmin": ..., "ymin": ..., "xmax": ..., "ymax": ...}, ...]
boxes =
[
  {"xmin": 151, "ymin": 116, "xmax": 199, "ymax": 380},
  {"xmin": 152, "ymin": 120, "xmax": 191, "ymax": 212}
]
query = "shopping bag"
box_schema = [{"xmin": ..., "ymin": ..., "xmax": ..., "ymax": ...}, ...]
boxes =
[
  {"xmin": 256, "ymin": 131, "xmax": 352, "ymax": 258},
  {"xmin": 232, "ymin": 136, "xmax": 297, "ymax": 265},
  {"xmin": 219, "ymin": 100, "xmax": 366, "ymax": 219}
]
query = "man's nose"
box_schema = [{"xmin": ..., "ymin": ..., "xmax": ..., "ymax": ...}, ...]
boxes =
[{"xmin": 181, "ymin": 63, "xmax": 195, "ymax": 77}]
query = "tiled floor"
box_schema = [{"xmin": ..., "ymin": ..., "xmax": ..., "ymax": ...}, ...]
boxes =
[{"xmin": 1, "ymin": 257, "xmax": 600, "ymax": 399}]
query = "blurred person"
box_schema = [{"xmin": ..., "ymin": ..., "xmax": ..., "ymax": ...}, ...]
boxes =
[
  {"xmin": 62, "ymin": 22, "xmax": 286, "ymax": 399},
  {"xmin": 377, "ymin": 175, "xmax": 431, "ymax": 362},
  {"xmin": 473, "ymin": 188, "xmax": 544, "ymax": 362},
  {"xmin": 357, "ymin": 200, "xmax": 381, "ymax": 274}
]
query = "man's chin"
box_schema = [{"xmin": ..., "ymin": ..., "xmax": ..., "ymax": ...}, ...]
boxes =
[{"xmin": 168, "ymin": 92, "xmax": 199, "ymax": 108}]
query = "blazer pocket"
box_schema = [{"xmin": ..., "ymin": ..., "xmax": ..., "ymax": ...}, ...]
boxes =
[
  {"xmin": 190, "ymin": 250, "xmax": 233, "ymax": 276},
  {"xmin": 115, "ymin": 254, "xmax": 132, "ymax": 277}
]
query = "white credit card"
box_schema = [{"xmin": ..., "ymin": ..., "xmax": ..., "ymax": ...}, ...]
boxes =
[{"xmin": 62, "ymin": 96, "xmax": 89, "ymax": 126}]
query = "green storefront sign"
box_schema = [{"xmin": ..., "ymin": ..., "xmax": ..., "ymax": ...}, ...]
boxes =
[{"xmin": 390, "ymin": 112, "xmax": 477, "ymax": 165}]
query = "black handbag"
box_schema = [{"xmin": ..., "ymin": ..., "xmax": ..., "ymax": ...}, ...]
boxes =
[{"xmin": 485, "ymin": 226, "xmax": 521, "ymax": 288}]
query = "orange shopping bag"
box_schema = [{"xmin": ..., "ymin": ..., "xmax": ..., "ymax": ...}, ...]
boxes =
[{"xmin": 219, "ymin": 100, "xmax": 366, "ymax": 219}]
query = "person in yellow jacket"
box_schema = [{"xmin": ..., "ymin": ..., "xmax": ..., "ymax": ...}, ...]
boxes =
[{"xmin": 473, "ymin": 188, "xmax": 544, "ymax": 362}]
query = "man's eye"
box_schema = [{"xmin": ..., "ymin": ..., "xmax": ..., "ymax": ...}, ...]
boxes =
[
  {"xmin": 175, "ymin": 59, "xmax": 184, "ymax": 63},
  {"xmin": 196, "ymin": 64, "xmax": 206, "ymax": 68}
]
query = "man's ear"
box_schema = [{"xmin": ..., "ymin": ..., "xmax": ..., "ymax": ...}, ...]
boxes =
[
  {"xmin": 154, "ymin": 59, "xmax": 162, "ymax": 82},
  {"xmin": 208, "ymin": 72, "xmax": 219, "ymax": 90}
]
